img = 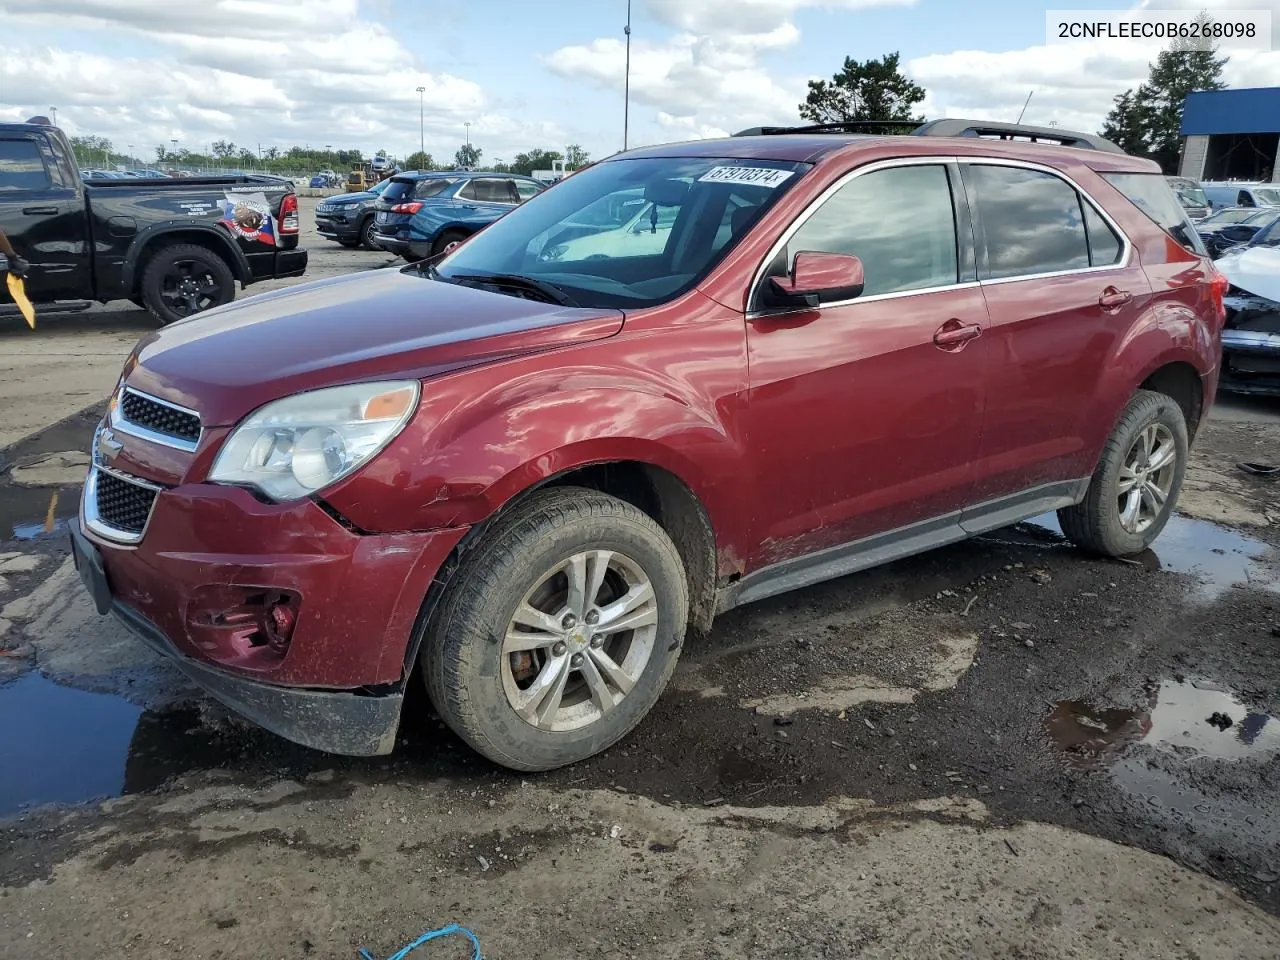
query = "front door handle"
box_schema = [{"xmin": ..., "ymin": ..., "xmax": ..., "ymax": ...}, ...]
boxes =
[
  {"xmin": 933, "ymin": 319, "xmax": 982, "ymax": 350},
  {"xmin": 22, "ymin": 206, "xmax": 58, "ymax": 215},
  {"xmin": 1098, "ymin": 287, "xmax": 1133, "ymax": 310}
]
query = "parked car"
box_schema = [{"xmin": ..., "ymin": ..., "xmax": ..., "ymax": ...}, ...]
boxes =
[
  {"xmin": 131, "ymin": 168, "xmax": 171, "ymax": 179},
  {"xmin": 0, "ymin": 118, "xmax": 307, "ymax": 325},
  {"xmin": 1196, "ymin": 207, "xmax": 1280, "ymax": 258},
  {"xmin": 1215, "ymin": 222, "xmax": 1280, "ymax": 395},
  {"xmin": 1201, "ymin": 181, "xmax": 1280, "ymax": 210},
  {"xmin": 1166, "ymin": 176, "xmax": 1210, "ymax": 220},
  {"xmin": 73, "ymin": 119, "xmax": 1225, "ymax": 771},
  {"xmin": 371, "ymin": 171, "xmax": 545, "ymax": 260},
  {"xmin": 315, "ymin": 177, "xmax": 393, "ymax": 249}
]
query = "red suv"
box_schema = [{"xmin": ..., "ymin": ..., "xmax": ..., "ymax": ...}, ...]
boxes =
[{"xmin": 72, "ymin": 120, "xmax": 1227, "ymax": 770}]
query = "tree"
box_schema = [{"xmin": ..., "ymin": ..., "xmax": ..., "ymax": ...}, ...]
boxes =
[
  {"xmin": 510, "ymin": 148, "xmax": 562, "ymax": 176},
  {"xmin": 454, "ymin": 143, "xmax": 482, "ymax": 169},
  {"xmin": 799, "ymin": 51, "xmax": 926, "ymax": 128},
  {"xmin": 211, "ymin": 140, "xmax": 237, "ymax": 159},
  {"xmin": 565, "ymin": 144, "xmax": 590, "ymax": 169},
  {"xmin": 404, "ymin": 151, "xmax": 436, "ymax": 171},
  {"xmin": 1099, "ymin": 13, "xmax": 1227, "ymax": 172},
  {"xmin": 1100, "ymin": 90, "xmax": 1151, "ymax": 157}
]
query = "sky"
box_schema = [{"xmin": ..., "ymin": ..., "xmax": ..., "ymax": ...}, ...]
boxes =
[{"xmin": 2, "ymin": 0, "xmax": 1280, "ymax": 168}]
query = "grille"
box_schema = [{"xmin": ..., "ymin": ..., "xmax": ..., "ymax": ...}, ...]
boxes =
[
  {"xmin": 120, "ymin": 390, "xmax": 201, "ymax": 445},
  {"xmin": 94, "ymin": 470, "xmax": 158, "ymax": 536}
]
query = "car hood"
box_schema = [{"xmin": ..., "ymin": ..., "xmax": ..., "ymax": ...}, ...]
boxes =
[
  {"xmin": 1219, "ymin": 246, "xmax": 1280, "ymax": 303},
  {"xmin": 323, "ymin": 191, "xmax": 377, "ymax": 205},
  {"xmin": 126, "ymin": 268, "xmax": 625, "ymax": 428}
]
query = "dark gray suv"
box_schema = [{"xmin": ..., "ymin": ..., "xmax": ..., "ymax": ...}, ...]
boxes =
[{"xmin": 314, "ymin": 178, "xmax": 393, "ymax": 250}]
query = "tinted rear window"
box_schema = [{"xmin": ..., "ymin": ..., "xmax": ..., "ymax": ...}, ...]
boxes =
[
  {"xmin": 1102, "ymin": 173, "xmax": 1206, "ymax": 255},
  {"xmin": 0, "ymin": 138, "xmax": 50, "ymax": 191}
]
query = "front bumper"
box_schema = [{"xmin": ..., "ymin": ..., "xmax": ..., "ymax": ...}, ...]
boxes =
[
  {"xmin": 72, "ymin": 483, "xmax": 467, "ymax": 755},
  {"xmin": 316, "ymin": 213, "xmax": 360, "ymax": 241},
  {"xmin": 1220, "ymin": 329, "xmax": 1280, "ymax": 396}
]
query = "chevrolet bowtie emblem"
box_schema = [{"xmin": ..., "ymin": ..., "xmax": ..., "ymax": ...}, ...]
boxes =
[{"xmin": 95, "ymin": 426, "xmax": 123, "ymax": 462}]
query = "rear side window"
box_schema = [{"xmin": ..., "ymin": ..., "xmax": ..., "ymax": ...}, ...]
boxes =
[
  {"xmin": 0, "ymin": 138, "xmax": 51, "ymax": 191},
  {"xmin": 779, "ymin": 163, "xmax": 959, "ymax": 298},
  {"xmin": 1101, "ymin": 173, "xmax": 1206, "ymax": 255},
  {"xmin": 381, "ymin": 178, "xmax": 419, "ymax": 202},
  {"xmin": 515, "ymin": 180, "xmax": 541, "ymax": 201},
  {"xmin": 966, "ymin": 165, "xmax": 1090, "ymax": 279},
  {"xmin": 413, "ymin": 178, "xmax": 454, "ymax": 199}
]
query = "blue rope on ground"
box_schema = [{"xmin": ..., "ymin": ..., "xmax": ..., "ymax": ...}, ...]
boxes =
[{"xmin": 357, "ymin": 923, "xmax": 482, "ymax": 960}]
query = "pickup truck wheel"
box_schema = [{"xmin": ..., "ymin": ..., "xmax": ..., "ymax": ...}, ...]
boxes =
[
  {"xmin": 360, "ymin": 217, "xmax": 380, "ymax": 251},
  {"xmin": 140, "ymin": 244, "xmax": 235, "ymax": 325},
  {"xmin": 432, "ymin": 229, "xmax": 468, "ymax": 257},
  {"xmin": 423, "ymin": 487, "xmax": 689, "ymax": 772},
  {"xmin": 1058, "ymin": 389, "xmax": 1188, "ymax": 556}
]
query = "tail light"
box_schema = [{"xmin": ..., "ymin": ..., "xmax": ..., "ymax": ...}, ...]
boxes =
[
  {"xmin": 391, "ymin": 201, "xmax": 423, "ymax": 214},
  {"xmin": 279, "ymin": 193, "xmax": 299, "ymax": 235},
  {"xmin": 1208, "ymin": 266, "xmax": 1230, "ymax": 328}
]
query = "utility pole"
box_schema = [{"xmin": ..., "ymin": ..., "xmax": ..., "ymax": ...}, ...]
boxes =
[
  {"xmin": 49, "ymin": 106, "xmax": 57, "ymax": 126},
  {"xmin": 623, "ymin": 0, "xmax": 632, "ymax": 151},
  {"xmin": 416, "ymin": 86, "xmax": 426, "ymax": 159}
]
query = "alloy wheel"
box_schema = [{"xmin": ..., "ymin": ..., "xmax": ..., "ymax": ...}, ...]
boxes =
[{"xmin": 1117, "ymin": 422, "xmax": 1177, "ymax": 534}]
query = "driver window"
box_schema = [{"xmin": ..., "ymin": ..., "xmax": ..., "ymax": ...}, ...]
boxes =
[{"xmin": 767, "ymin": 164, "xmax": 959, "ymax": 300}]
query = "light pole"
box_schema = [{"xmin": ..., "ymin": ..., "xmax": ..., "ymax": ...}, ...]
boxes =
[
  {"xmin": 416, "ymin": 86, "xmax": 426, "ymax": 160},
  {"xmin": 465, "ymin": 121, "xmax": 471, "ymax": 149},
  {"xmin": 49, "ymin": 106, "xmax": 57, "ymax": 126},
  {"xmin": 623, "ymin": 0, "xmax": 632, "ymax": 151},
  {"xmin": 127, "ymin": 144, "xmax": 133, "ymax": 170}
]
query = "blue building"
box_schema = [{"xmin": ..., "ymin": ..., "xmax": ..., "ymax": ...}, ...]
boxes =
[{"xmin": 1180, "ymin": 87, "xmax": 1280, "ymax": 182}]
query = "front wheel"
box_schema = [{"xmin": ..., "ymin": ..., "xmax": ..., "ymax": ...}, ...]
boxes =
[
  {"xmin": 423, "ymin": 487, "xmax": 689, "ymax": 771},
  {"xmin": 139, "ymin": 243, "xmax": 235, "ymax": 325},
  {"xmin": 360, "ymin": 217, "xmax": 380, "ymax": 251},
  {"xmin": 1058, "ymin": 389, "xmax": 1188, "ymax": 556}
]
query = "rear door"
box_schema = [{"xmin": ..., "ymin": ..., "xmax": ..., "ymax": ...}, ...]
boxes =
[
  {"xmin": 962, "ymin": 161, "xmax": 1152, "ymax": 505},
  {"xmin": 0, "ymin": 133, "xmax": 91, "ymax": 301}
]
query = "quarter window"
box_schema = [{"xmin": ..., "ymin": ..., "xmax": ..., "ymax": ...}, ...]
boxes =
[
  {"xmin": 770, "ymin": 164, "xmax": 959, "ymax": 299},
  {"xmin": 1083, "ymin": 202, "xmax": 1122, "ymax": 266},
  {"xmin": 967, "ymin": 165, "xmax": 1090, "ymax": 279},
  {"xmin": 0, "ymin": 139, "xmax": 51, "ymax": 192}
]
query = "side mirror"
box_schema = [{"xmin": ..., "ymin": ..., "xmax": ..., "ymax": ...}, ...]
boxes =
[{"xmin": 767, "ymin": 251, "xmax": 865, "ymax": 308}]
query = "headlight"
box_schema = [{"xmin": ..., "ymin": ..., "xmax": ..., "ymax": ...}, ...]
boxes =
[{"xmin": 209, "ymin": 381, "xmax": 419, "ymax": 501}]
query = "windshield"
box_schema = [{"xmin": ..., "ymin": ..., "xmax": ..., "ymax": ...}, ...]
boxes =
[
  {"xmin": 1255, "ymin": 187, "xmax": 1280, "ymax": 205},
  {"xmin": 436, "ymin": 156, "xmax": 809, "ymax": 309},
  {"xmin": 1208, "ymin": 208, "xmax": 1262, "ymax": 225}
]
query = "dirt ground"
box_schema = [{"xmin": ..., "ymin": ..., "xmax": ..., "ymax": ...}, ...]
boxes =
[{"xmin": 2, "ymin": 209, "xmax": 1280, "ymax": 958}]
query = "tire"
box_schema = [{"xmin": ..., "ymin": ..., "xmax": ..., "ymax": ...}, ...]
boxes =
[
  {"xmin": 360, "ymin": 217, "xmax": 380, "ymax": 251},
  {"xmin": 423, "ymin": 487, "xmax": 689, "ymax": 772},
  {"xmin": 1058, "ymin": 389, "xmax": 1188, "ymax": 556},
  {"xmin": 432, "ymin": 229, "xmax": 469, "ymax": 257},
  {"xmin": 139, "ymin": 243, "xmax": 235, "ymax": 325}
]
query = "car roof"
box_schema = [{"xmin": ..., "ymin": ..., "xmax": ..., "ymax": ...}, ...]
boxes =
[
  {"xmin": 390, "ymin": 170, "xmax": 541, "ymax": 182},
  {"xmin": 611, "ymin": 133, "xmax": 1160, "ymax": 174}
]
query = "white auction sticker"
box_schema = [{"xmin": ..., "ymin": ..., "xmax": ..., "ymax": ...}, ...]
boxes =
[{"xmin": 698, "ymin": 166, "xmax": 794, "ymax": 188}]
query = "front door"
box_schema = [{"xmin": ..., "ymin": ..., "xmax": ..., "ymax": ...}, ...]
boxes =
[
  {"xmin": 745, "ymin": 160, "xmax": 991, "ymax": 568},
  {"xmin": 0, "ymin": 132, "xmax": 91, "ymax": 303}
]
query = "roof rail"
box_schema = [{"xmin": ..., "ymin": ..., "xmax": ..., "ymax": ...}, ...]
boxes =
[
  {"xmin": 732, "ymin": 117, "xmax": 1125, "ymax": 154},
  {"xmin": 733, "ymin": 120, "xmax": 924, "ymax": 137},
  {"xmin": 913, "ymin": 119, "xmax": 1124, "ymax": 153}
]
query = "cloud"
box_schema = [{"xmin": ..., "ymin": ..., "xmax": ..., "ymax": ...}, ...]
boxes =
[{"xmin": 0, "ymin": 0, "xmax": 566, "ymax": 164}]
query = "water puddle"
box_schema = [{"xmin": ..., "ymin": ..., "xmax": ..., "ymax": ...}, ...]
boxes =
[
  {"xmin": 0, "ymin": 486, "xmax": 77, "ymax": 541},
  {"xmin": 1023, "ymin": 513, "xmax": 1278, "ymax": 602},
  {"xmin": 1046, "ymin": 678, "xmax": 1280, "ymax": 772}
]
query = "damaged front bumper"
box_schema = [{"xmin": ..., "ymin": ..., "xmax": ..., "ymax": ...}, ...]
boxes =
[{"xmin": 1222, "ymin": 292, "xmax": 1280, "ymax": 396}]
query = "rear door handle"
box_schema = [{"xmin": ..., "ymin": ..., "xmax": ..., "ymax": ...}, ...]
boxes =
[
  {"xmin": 933, "ymin": 320, "xmax": 982, "ymax": 350},
  {"xmin": 22, "ymin": 206, "xmax": 58, "ymax": 215},
  {"xmin": 1098, "ymin": 287, "xmax": 1133, "ymax": 310}
]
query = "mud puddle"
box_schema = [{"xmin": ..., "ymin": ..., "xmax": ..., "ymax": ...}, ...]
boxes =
[
  {"xmin": 1020, "ymin": 513, "xmax": 1278, "ymax": 601},
  {"xmin": 1047, "ymin": 679, "xmax": 1280, "ymax": 771},
  {"xmin": 0, "ymin": 486, "xmax": 77, "ymax": 541}
]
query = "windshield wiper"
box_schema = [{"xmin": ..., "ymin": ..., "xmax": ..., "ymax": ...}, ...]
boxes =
[{"xmin": 449, "ymin": 272, "xmax": 579, "ymax": 307}]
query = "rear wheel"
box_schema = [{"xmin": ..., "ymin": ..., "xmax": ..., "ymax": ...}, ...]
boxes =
[
  {"xmin": 422, "ymin": 487, "xmax": 689, "ymax": 771},
  {"xmin": 139, "ymin": 243, "xmax": 235, "ymax": 325},
  {"xmin": 1058, "ymin": 389, "xmax": 1188, "ymax": 556},
  {"xmin": 432, "ymin": 229, "xmax": 469, "ymax": 257}
]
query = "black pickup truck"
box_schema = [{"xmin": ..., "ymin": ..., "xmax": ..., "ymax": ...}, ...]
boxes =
[{"xmin": 0, "ymin": 119, "xmax": 307, "ymax": 324}]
